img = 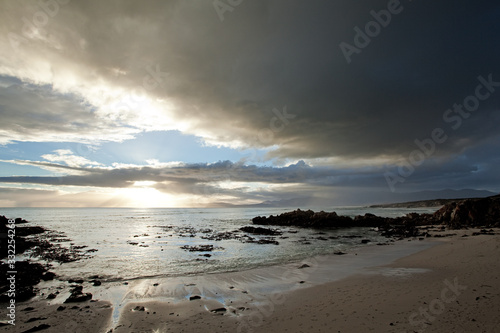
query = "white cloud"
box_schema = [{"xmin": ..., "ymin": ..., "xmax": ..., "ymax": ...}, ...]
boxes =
[{"xmin": 41, "ymin": 149, "xmax": 102, "ymax": 168}]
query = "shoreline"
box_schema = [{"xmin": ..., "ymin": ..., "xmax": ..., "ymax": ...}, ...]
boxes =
[
  {"xmin": 3, "ymin": 226, "xmax": 499, "ymax": 332},
  {"xmin": 114, "ymin": 228, "xmax": 499, "ymax": 333},
  {"xmin": 2, "ymin": 232, "xmax": 435, "ymax": 332}
]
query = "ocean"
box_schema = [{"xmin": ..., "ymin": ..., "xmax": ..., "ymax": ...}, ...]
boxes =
[{"xmin": 2, "ymin": 206, "xmax": 437, "ymax": 282}]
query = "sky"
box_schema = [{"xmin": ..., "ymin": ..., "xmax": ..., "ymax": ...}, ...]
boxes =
[{"xmin": 0, "ymin": 0, "xmax": 499, "ymax": 207}]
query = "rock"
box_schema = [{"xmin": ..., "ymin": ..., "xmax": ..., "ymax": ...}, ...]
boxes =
[
  {"xmin": 14, "ymin": 217, "xmax": 29, "ymax": 224},
  {"xmin": 40, "ymin": 272, "xmax": 56, "ymax": 281},
  {"xmin": 239, "ymin": 226, "xmax": 282, "ymax": 236},
  {"xmin": 91, "ymin": 280, "xmax": 101, "ymax": 286},
  {"xmin": 56, "ymin": 306, "xmax": 66, "ymax": 311},
  {"xmin": 253, "ymin": 209, "xmax": 354, "ymax": 228},
  {"xmin": 47, "ymin": 293, "xmax": 57, "ymax": 300},
  {"xmin": 334, "ymin": 251, "xmax": 346, "ymax": 255},
  {"xmin": 64, "ymin": 292, "xmax": 92, "ymax": 303},
  {"xmin": 180, "ymin": 245, "xmax": 223, "ymax": 252},
  {"xmin": 434, "ymin": 195, "xmax": 500, "ymax": 228},
  {"xmin": 15, "ymin": 226, "xmax": 45, "ymax": 237},
  {"xmin": 0, "ymin": 261, "xmax": 48, "ymax": 302},
  {"xmin": 133, "ymin": 306, "xmax": 145, "ymax": 311},
  {"xmin": 64, "ymin": 286, "xmax": 92, "ymax": 303},
  {"xmin": 298, "ymin": 264, "xmax": 310, "ymax": 269},
  {"xmin": 70, "ymin": 285, "xmax": 83, "ymax": 293},
  {"xmin": 26, "ymin": 317, "xmax": 47, "ymax": 323},
  {"xmin": 249, "ymin": 196, "xmax": 500, "ymax": 238},
  {"xmin": 68, "ymin": 279, "xmax": 84, "ymax": 284},
  {"xmin": 361, "ymin": 239, "xmax": 371, "ymax": 244},
  {"xmin": 256, "ymin": 239, "xmax": 279, "ymax": 245},
  {"xmin": 21, "ymin": 324, "xmax": 51, "ymax": 332},
  {"xmin": 189, "ymin": 295, "xmax": 201, "ymax": 301},
  {"xmin": 210, "ymin": 307, "xmax": 226, "ymax": 314}
]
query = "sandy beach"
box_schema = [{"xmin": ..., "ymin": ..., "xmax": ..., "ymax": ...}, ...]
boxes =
[
  {"xmin": 6, "ymin": 226, "xmax": 498, "ymax": 333},
  {"xmin": 112, "ymin": 229, "xmax": 500, "ymax": 333}
]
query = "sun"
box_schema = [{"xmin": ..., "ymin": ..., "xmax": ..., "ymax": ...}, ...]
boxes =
[{"xmin": 115, "ymin": 182, "xmax": 179, "ymax": 208}]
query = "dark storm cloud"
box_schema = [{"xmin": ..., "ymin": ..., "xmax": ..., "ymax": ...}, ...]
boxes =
[{"xmin": 1, "ymin": 0, "xmax": 499, "ymax": 162}]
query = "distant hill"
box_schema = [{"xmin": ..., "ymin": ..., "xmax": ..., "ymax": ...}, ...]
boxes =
[
  {"xmin": 212, "ymin": 189, "xmax": 498, "ymax": 208},
  {"xmin": 370, "ymin": 193, "xmax": 500, "ymax": 209},
  {"xmin": 369, "ymin": 198, "xmax": 463, "ymax": 208},
  {"xmin": 370, "ymin": 189, "xmax": 497, "ymax": 208}
]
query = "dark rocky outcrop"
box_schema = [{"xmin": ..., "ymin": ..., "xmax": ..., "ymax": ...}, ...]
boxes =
[
  {"xmin": 0, "ymin": 216, "xmax": 98, "ymax": 304},
  {"xmin": 1, "ymin": 215, "xmax": 95, "ymax": 263},
  {"xmin": 433, "ymin": 195, "xmax": 500, "ymax": 228},
  {"xmin": 0, "ymin": 216, "xmax": 44, "ymax": 258},
  {"xmin": 252, "ymin": 209, "xmax": 424, "ymax": 230},
  {"xmin": 239, "ymin": 226, "xmax": 282, "ymax": 235},
  {"xmin": 0, "ymin": 261, "xmax": 49, "ymax": 303},
  {"xmin": 253, "ymin": 209, "xmax": 355, "ymax": 228},
  {"xmin": 252, "ymin": 194, "xmax": 500, "ymax": 236}
]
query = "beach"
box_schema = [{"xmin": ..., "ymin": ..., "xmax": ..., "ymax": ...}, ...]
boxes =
[{"xmin": 5, "ymin": 226, "xmax": 498, "ymax": 333}]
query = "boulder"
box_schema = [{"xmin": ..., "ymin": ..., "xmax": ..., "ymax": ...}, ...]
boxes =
[
  {"xmin": 64, "ymin": 285, "xmax": 92, "ymax": 303},
  {"xmin": 239, "ymin": 226, "xmax": 282, "ymax": 235},
  {"xmin": 64, "ymin": 292, "xmax": 92, "ymax": 303}
]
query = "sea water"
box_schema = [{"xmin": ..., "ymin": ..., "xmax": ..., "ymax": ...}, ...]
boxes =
[{"xmin": 1, "ymin": 206, "xmax": 437, "ymax": 282}]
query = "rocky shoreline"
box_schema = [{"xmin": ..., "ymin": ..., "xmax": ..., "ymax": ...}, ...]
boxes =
[
  {"xmin": 252, "ymin": 195, "xmax": 500, "ymax": 238},
  {"xmin": 0, "ymin": 215, "xmax": 98, "ymax": 305}
]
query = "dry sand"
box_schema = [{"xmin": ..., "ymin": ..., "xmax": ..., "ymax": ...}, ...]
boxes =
[
  {"xmin": 3, "ymin": 227, "xmax": 499, "ymax": 333},
  {"xmin": 260, "ymin": 231, "xmax": 500, "ymax": 333}
]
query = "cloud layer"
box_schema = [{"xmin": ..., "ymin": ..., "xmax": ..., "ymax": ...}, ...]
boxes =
[
  {"xmin": 1, "ymin": 1, "xmax": 499, "ymax": 161},
  {"xmin": 0, "ymin": 1, "xmax": 499, "ymax": 206}
]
